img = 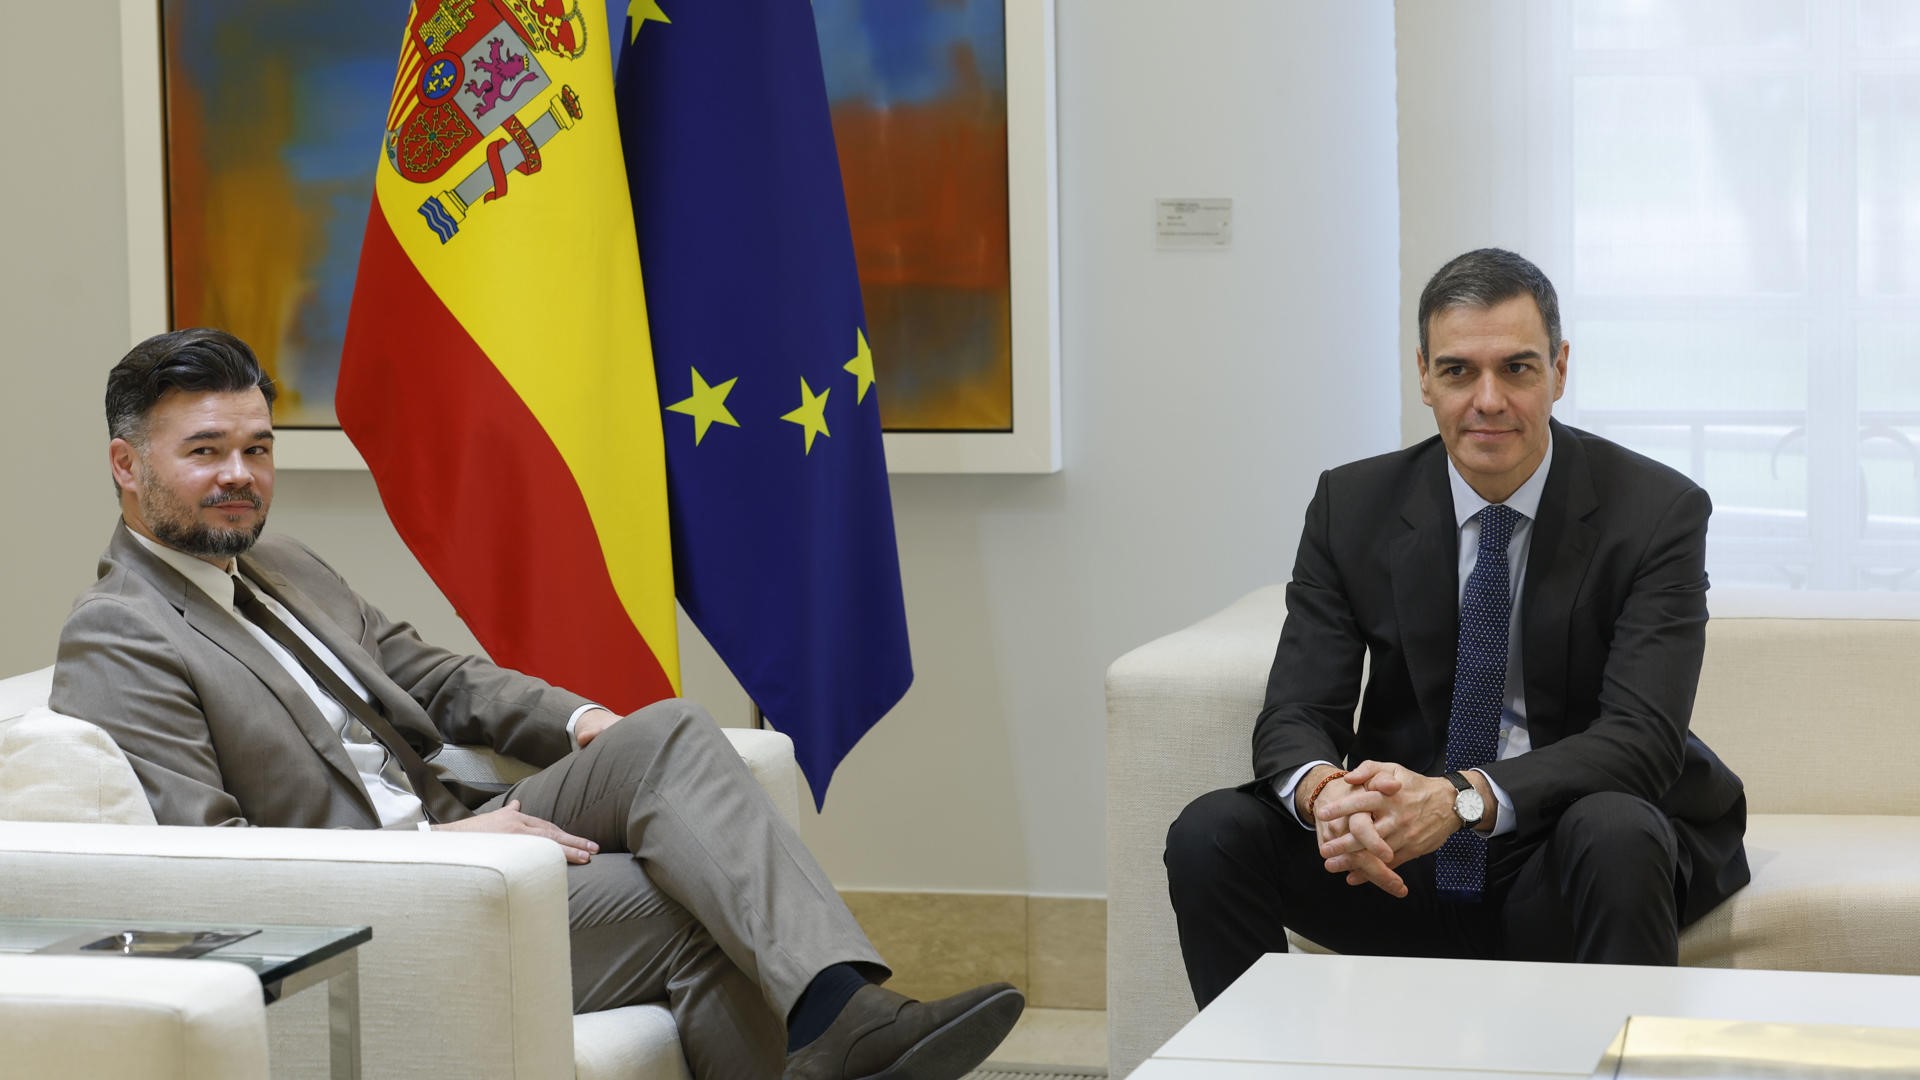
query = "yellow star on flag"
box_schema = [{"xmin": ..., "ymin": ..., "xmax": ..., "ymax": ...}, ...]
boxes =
[
  {"xmin": 628, "ymin": 0, "xmax": 671, "ymax": 42},
  {"xmin": 843, "ymin": 327, "xmax": 876, "ymax": 404},
  {"xmin": 780, "ymin": 377, "xmax": 832, "ymax": 454},
  {"xmin": 664, "ymin": 366, "xmax": 740, "ymax": 445}
]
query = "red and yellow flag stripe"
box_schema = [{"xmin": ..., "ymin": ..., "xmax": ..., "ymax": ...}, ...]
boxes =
[{"xmin": 342, "ymin": 0, "xmax": 676, "ymax": 708}]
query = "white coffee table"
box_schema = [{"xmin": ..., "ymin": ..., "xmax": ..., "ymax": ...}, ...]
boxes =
[{"xmin": 1133, "ymin": 953, "xmax": 1920, "ymax": 1078}]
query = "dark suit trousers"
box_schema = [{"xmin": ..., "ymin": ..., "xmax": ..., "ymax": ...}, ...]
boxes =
[
  {"xmin": 482, "ymin": 699, "xmax": 886, "ymax": 1079},
  {"xmin": 1164, "ymin": 784, "xmax": 1684, "ymax": 1007}
]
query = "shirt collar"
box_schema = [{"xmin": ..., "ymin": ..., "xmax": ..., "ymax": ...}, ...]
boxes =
[
  {"xmin": 128, "ymin": 528, "xmax": 244, "ymax": 610},
  {"xmin": 1446, "ymin": 426, "xmax": 1555, "ymax": 529}
]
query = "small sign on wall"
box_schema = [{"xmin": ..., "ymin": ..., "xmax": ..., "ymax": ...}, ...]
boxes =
[{"xmin": 1156, "ymin": 197, "xmax": 1233, "ymax": 249}]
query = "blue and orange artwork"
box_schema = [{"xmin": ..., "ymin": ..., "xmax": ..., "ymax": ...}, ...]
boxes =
[
  {"xmin": 165, "ymin": 0, "xmax": 1012, "ymax": 432},
  {"xmin": 162, "ymin": 1, "xmax": 396, "ymax": 427},
  {"xmin": 811, "ymin": 0, "xmax": 1013, "ymax": 432}
]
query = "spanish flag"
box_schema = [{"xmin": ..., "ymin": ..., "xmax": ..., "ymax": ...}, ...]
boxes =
[{"xmin": 339, "ymin": 0, "xmax": 677, "ymax": 710}]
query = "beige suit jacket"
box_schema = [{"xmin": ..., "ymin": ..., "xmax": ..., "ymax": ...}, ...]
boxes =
[{"xmin": 51, "ymin": 522, "xmax": 587, "ymax": 828}]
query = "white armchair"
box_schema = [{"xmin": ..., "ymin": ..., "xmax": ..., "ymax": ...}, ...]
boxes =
[
  {"xmin": 0, "ymin": 665, "xmax": 802, "ymax": 1080},
  {"xmin": 0, "ymin": 954, "xmax": 271, "ymax": 1080}
]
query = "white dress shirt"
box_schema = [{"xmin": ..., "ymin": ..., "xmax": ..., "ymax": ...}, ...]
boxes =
[
  {"xmin": 130, "ymin": 531, "xmax": 598, "ymax": 829},
  {"xmin": 1275, "ymin": 431, "xmax": 1557, "ymax": 838}
]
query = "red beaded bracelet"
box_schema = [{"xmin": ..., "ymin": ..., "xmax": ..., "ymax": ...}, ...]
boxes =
[{"xmin": 1305, "ymin": 768, "xmax": 1349, "ymax": 820}]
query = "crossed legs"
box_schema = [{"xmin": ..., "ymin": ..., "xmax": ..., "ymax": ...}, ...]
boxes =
[
  {"xmin": 489, "ymin": 699, "xmax": 886, "ymax": 1077},
  {"xmin": 566, "ymin": 856, "xmax": 788, "ymax": 1076}
]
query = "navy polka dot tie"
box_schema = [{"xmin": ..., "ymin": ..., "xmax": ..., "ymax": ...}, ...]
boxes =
[{"xmin": 1436, "ymin": 503, "xmax": 1519, "ymax": 902}]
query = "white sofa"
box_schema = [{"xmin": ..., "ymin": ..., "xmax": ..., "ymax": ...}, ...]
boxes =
[
  {"xmin": 1105, "ymin": 585, "xmax": 1920, "ymax": 1077},
  {"xmin": 0, "ymin": 954, "xmax": 270, "ymax": 1079},
  {"xmin": 0, "ymin": 665, "xmax": 803, "ymax": 1080}
]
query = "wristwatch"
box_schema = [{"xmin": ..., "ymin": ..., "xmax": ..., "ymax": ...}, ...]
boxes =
[{"xmin": 1445, "ymin": 771, "xmax": 1484, "ymax": 830}]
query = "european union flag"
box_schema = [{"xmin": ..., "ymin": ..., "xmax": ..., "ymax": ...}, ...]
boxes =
[{"xmin": 614, "ymin": 0, "xmax": 913, "ymax": 806}]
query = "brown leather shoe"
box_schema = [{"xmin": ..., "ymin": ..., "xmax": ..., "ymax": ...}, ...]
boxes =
[{"xmin": 783, "ymin": 981, "xmax": 1025, "ymax": 1080}]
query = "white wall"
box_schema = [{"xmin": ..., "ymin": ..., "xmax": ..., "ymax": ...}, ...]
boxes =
[
  {"xmin": 1, "ymin": 0, "xmax": 1401, "ymax": 898},
  {"xmin": 0, "ymin": 2, "xmax": 132, "ymax": 670},
  {"xmin": 1396, "ymin": 0, "xmax": 1549, "ymax": 442}
]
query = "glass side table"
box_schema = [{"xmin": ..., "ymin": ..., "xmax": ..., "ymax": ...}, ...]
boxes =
[{"xmin": 0, "ymin": 917, "xmax": 371, "ymax": 1080}]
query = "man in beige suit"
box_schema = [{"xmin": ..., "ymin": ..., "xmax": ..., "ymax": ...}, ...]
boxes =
[{"xmin": 53, "ymin": 328, "xmax": 1022, "ymax": 1080}]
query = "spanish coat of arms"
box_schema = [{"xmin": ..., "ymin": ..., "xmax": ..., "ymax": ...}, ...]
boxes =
[{"xmin": 384, "ymin": 0, "xmax": 589, "ymax": 242}]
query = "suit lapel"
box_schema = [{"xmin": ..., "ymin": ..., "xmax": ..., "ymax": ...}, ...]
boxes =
[
  {"xmin": 1390, "ymin": 446, "xmax": 1459, "ymax": 739},
  {"xmin": 1521, "ymin": 420, "xmax": 1599, "ymax": 739},
  {"xmin": 105, "ymin": 527, "xmax": 378, "ymax": 818},
  {"xmin": 179, "ymin": 591, "xmax": 378, "ymax": 817},
  {"xmin": 235, "ymin": 556, "xmax": 434, "ymax": 754}
]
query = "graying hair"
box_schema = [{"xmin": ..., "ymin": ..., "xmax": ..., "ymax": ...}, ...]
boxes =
[{"xmin": 1417, "ymin": 248, "xmax": 1562, "ymax": 358}]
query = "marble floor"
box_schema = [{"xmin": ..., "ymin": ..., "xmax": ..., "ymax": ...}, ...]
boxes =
[{"xmin": 985, "ymin": 1007, "xmax": 1108, "ymax": 1071}]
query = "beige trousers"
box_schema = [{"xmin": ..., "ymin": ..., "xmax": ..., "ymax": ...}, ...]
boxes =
[{"xmin": 485, "ymin": 700, "xmax": 887, "ymax": 1078}]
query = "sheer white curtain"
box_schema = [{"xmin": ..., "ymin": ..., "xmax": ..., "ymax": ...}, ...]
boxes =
[{"xmin": 1399, "ymin": 0, "xmax": 1920, "ymax": 612}]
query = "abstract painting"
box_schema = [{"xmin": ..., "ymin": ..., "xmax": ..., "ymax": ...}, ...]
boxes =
[
  {"xmin": 162, "ymin": 0, "xmax": 395, "ymax": 428},
  {"xmin": 813, "ymin": 0, "xmax": 1013, "ymax": 432}
]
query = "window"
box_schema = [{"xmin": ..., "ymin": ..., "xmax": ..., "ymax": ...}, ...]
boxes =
[{"xmin": 1542, "ymin": 0, "xmax": 1920, "ymax": 596}]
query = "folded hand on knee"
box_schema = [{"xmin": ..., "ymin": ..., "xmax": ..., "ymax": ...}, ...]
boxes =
[{"xmin": 432, "ymin": 799, "xmax": 601, "ymax": 864}]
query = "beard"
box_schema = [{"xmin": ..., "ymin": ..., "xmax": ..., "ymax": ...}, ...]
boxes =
[{"xmin": 136, "ymin": 457, "xmax": 267, "ymax": 559}]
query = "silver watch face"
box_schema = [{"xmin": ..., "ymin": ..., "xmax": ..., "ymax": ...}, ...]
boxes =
[{"xmin": 1454, "ymin": 787, "xmax": 1485, "ymax": 826}]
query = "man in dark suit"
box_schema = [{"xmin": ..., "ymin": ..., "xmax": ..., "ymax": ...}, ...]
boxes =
[
  {"xmin": 52, "ymin": 328, "xmax": 1023, "ymax": 1079},
  {"xmin": 1164, "ymin": 249, "xmax": 1749, "ymax": 1006}
]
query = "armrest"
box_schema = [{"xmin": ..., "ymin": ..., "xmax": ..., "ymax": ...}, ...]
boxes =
[
  {"xmin": 1105, "ymin": 584, "xmax": 1286, "ymax": 827},
  {"xmin": 1103, "ymin": 584, "xmax": 1288, "ymax": 1080},
  {"xmin": 723, "ymin": 727, "xmax": 800, "ymax": 831},
  {"xmin": 0, "ymin": 821, "xmax": 574, "ymax": 1079},
  {"xmin": 0, "ymin": 955, "xmax": 268, "ymax": 1080}
]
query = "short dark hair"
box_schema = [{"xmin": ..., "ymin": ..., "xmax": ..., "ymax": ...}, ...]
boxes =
[
  {"xmin": 1417, "ymin": 248, "xmax": 1562, "ymax": 359},
  {"xmin": 106, "ymin": 328, "xmax": 277, "ymax": 446}
]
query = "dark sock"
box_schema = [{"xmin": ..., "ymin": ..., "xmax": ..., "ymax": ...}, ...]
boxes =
[{"xmin": 786, "ymin": 962, "xmax": 871, "ymax": 1051}]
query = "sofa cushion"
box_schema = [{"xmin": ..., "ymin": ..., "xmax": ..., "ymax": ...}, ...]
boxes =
[
  {"xmin": 574, "ymin": 1004, "xmax": 693, "ymax": 1080},
  {"xmin": 0, "ymin": 708, "xmax": 156, "ymax": 825},
  {"xmin": 0, "ymin": 665, "xmax": 53, "ymax": 722},
  {"xmin": 1692, "ymin": 619, "xmax": 1920, "ymax": 815},
  {"xmin": 1678, "ymin": 813, "xmax": 1920, "ymax": 974}
]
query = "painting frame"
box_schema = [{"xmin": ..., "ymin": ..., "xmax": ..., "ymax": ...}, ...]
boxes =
[{"xmin": 118, "ymin": 0, "xmax": 1060, "ymax": 474}]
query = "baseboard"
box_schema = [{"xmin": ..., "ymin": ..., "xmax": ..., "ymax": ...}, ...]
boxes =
[{"xmin": 839, "ymin": 891, "xmax": 1105, "ymax": 1010}]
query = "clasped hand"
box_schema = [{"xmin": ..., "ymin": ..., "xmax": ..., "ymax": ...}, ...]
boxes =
[{"xmin": 1309, "ymin": 761, "xmax": 1464, "ymax": 897}]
